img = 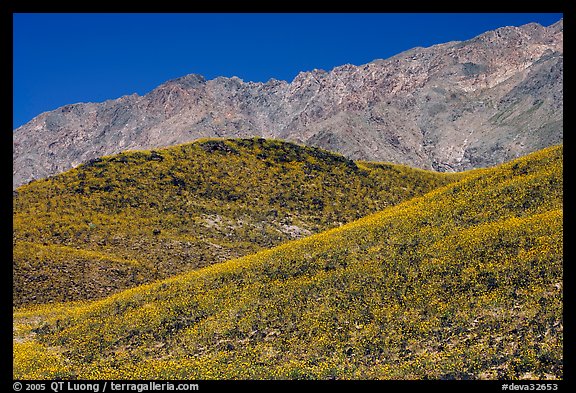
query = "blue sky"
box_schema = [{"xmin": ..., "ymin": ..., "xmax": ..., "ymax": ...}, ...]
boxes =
[{"xmin": 13, "ymin": 13, "xmax": 562, "ymax": 129}]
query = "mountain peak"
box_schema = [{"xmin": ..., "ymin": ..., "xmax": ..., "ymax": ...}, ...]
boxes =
[
  {"xmin": 161, "ymin": 73, "xmax": 206, "ymax": 88},
  {"xmin": 549, "ymin": 18, "xmax": 563, "ymax": 32}
]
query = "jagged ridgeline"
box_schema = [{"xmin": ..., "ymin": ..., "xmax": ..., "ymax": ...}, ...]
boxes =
[
  {"xmin": 13, "ymin": 138, "xmax": 460, "ymax": 306},
  {"xmin": 14, "ymin": 145, "xmax": 562, "ymax": 379},
  {"xmin": 13, "ymin": 20, "xmax": 563, "ymax": 190}
]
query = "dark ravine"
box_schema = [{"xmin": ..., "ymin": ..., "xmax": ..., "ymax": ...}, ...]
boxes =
[{"xmin": 13, "ymin": 19, "xmax": 563, "ymax": 189}]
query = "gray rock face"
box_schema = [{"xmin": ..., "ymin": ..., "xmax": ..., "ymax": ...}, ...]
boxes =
[{"xmin": 13, "ymin": 20, "xmax": 563, "ymax": 189}]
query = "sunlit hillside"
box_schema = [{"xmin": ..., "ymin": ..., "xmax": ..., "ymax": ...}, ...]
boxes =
[
  {"xmin": 13, "ymin": 138, "xmax": 459, "ymax": 307},
  {"xmin": 13, "ymin": 145, "xmax": 562, "ymax": 380}
]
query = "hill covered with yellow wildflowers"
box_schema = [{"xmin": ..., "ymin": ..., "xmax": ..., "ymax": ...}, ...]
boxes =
[
  {"xmin": 13, "ymin": 138, "xmax": 459, "ymax": 307},
  {"xmin": 13, "ymin": 144, "xmax": 562, "ymax": 380}
]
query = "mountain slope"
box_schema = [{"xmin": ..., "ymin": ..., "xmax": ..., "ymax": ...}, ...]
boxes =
[
  {"xmin": 13, "ymin": 20, "xmax": 563, "ymax": 188},
  {"xmin": 13, "ymin": 145, "xmax": 563, "ymax": 380},
  {"xmin": 13, "ymin": 138, "xmax": 459, "ymax": 307}
]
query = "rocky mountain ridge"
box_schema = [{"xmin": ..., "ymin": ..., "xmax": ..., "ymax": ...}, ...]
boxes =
[{"xmin": 13, "ymin": 19, "xmax": 563, "ymax": 189}]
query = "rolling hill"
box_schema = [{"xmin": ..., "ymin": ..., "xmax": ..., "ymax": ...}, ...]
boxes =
[
  {"xmin": 13, "ymin": 138, "xmax": 459, "ymax": 306},
  {"xmin": 13, "ymin": 144, "xmax": 562, "ymax": 380}
]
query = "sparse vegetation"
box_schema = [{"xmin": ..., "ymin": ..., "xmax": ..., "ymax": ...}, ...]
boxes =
[
  {"xmin": 13, "ymin": 144, "xmax": 562, "ymax": 380},
  {"xmin": 13, "ymin": 138, "xmax": 459, "ymax": 306}
]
